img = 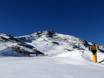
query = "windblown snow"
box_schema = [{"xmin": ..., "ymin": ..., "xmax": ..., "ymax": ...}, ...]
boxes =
[{"xmin": 0, "ymin": 31, "xmax": 104, "ymax": 78}]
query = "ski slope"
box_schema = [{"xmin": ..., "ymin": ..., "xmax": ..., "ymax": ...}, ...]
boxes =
[
  {"xmin": 0, "ymin": 48, "xmax": 104, "ymax": 78},
  {"xmin": 0, "ymin": 31, "xmax": 104, "ymax": 78},
  {"xmin": 0, "ymin": 53, "xmax": 104, "ymax": 78}
]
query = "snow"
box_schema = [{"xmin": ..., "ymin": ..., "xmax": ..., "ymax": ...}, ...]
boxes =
[
  {"xmin": 0, "ymin": 42, "xmax": 17, "ymax": 51},
  {"xmin": 0, "ymin": 48, "xmax": 104, "ymax": 78},
  {"xmin": 0, "ymin": 55, "xmax": 104, "ymax": 78},
  {"xmin": 0, "ymin": 31, "xmax": 104, "ymax": 78}
]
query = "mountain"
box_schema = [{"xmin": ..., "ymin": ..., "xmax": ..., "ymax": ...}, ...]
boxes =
[
  {"xmin": 0, "ymin": 30, "xmax": 104, "ymax": 78},
  {"xmin": 0, "ymin": 30, "xmax": 104, "ymax": 59},
  {"xmin": 0, "ymin": 33, "xmax": 44, "ymax": 56}
]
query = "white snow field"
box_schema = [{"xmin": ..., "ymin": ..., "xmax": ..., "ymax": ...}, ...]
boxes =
[
  {"xmin": 0, "ymin": 31, "xmax": 104, "ymax": 78},
  {"xmin": 0, "ymin": 52, "xmax": 104, "ymax": 78}
]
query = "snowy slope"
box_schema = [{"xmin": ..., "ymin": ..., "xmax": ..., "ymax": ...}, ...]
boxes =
[
  {"xmin": 0, "ymin": 56, "xmax": 104, "ymax": 78},
  {"xmin": 0, "ymin": 31, "xmax": 104, "ymax": 61},
  {"xmin": 0, "ymin": 31, "xmax": 104, "ymax": 78},
  {"xmin": 17, "ymin": 31, "xmax": 104, "ymax": 62}
]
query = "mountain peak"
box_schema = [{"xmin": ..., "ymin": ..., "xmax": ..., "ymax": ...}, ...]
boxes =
[{"xmin": 0, "ymin": 30, "xmax": 103, "ymax": 57}]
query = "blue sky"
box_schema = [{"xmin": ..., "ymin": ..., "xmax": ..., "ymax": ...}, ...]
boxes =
[{"xmin": 0, "ymin": 0, "xmax": 104, "ymax": 44}]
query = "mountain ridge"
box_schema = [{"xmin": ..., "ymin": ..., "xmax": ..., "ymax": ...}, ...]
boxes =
[{"xmin": 0, "ymin": 30, "xmax": 103, "ymax": 57}]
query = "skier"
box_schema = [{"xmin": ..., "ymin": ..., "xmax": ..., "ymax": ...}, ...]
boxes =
[{"xmin": 90, "ymin": 44, "xmax": 99, "ymax": 63}]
